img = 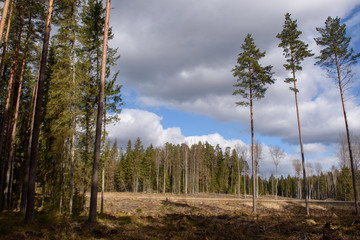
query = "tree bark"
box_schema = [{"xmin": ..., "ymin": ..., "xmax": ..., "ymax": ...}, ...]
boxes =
[
  {"xmin": 0, "ymin": 6, "xmax": 25, "ymax": 211},
  {"xmin": 20, "ymin": 67, "xmax": 38, "ymax": 213},
  {"xmin": 4, "ymin": 14, "xmax": 32, "ymax": 209},
  {"xmin": 88, "ymin": 0, "xmax": 111, "ymax": 223},
  {"xmin": 249, "ymin": 68, "xmax": 256, "ymax": 212},
  {"xmin": 0, "ymin": 0, "xmax": 11, "ymax": 44},
  {"xmin": 25, "ymin": 0, "xmax": 53, "ymax": 224},
  {"xmin": 0, "ymin": 0, "xmax": 13, "ymax": 81},
  {"xmin": 334, "ymin": 53, "xmax": 359, "ymax": 215},
  {"xmin": 69, "ymin": 25, "xmax": 76, "ymax": 215},
  {"xmin": 291, "ymin": 62, "xmax": 309, "ymax": 215}
]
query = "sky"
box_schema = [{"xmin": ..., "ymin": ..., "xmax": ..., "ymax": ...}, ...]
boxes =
[{"xmin": 105, "ymin": 0, "xmax": 360, "ymax": 177}]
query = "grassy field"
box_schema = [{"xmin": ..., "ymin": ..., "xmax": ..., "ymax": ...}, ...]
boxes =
[{"xmin": 1, "ymin": 192, "xmax": 359, "ymax": 239}]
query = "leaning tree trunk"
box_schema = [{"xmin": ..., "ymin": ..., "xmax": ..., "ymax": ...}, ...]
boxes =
[
  {"xmin": 25, "ymin": 0, "xmax": 53, "ymax": 224},
  {"xmin": 0, "ymin": 0, "xmax": 11, "ymax": 44},
  {"xmin": 292, "ymin": 64, "xmax": 309, "ymax": 215},
  {"xmin": 0, "ymin": 0, "xmax": 13, "ymax": 81},
  {"xmin": 335, "ymin": 53, "xmax": 359, "ymax": 215},
  {"xmin": 88, "ymin": 0, "xmax": 111, "ymax": 224}
]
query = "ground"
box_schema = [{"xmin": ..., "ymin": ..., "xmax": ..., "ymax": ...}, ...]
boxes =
[{"xmin": 1, "ymin": 193, "xmax": 360, "ymax": 239}]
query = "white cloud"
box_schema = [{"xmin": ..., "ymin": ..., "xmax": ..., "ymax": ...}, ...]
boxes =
[
  {"xmin": 107, "ymin": 108, "xmax": 337, "ymax": 176},
  {"xmin": 107, "ymin": 109, "xmax": 185, "ymax": 147},
  {"xmin": 112, "ymin": 0, "xmax": 360, "ymax": 147}
]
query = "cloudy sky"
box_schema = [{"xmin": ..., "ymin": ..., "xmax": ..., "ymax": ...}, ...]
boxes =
[{"xmin": 106, "ymin": 0, "xmax": 360, "ymax": 177}]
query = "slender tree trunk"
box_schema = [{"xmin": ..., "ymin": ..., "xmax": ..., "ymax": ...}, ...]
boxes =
[
  {"xmin": 163, "ymin": 148, "xmax": 167, "ymax": 193},
  {"xmin": 0, "ymin": 7, "xmax": 25, "ymax": 211},
  {"xmin": 69, "ymin": 30, "xmax": 76, "ymax": 215},
  {"xmin": 25, "ymin": 0, "xmax": 53, "ymax": 224},
  {"xmin": 183, "ymin": 145, "xmax": 188, "ymax": 194},
  {"xmin": 4, "ymin": 12, "xmax": 31, "ymax": 210},
  {"xmin": 101, "ymin": 98, "xmax": 106, "ymax": 214},
  {"xmin": 237, "ymin": 158, "xmax": 240, "ymax": 197},
  {"xmin": 0, "ymin": 0, "xmax": 13, "ymax": 81},
  {"xmin": 88, "ymin": 0, "xmax": 111, "ymax": 223},
  {"xmin": 101, "ymin": 165, "xmax": 105, "ymax": 213},
  {"xmin": 249, "ymin": 72, "xmax": 256, "ymax": 212},
  {"xmin": 244, "ymin": 165, "xmax": 246, "ymax": 198},
  {"xmin": 0, "ymin": 0, "xmax": 10, "ymax": 44},
  {"xmin": 334, "ymin": 53, "xmax": 359, "ymax": 215},
  {"xmin": 20, "ymin": 69, "xmax": 38, "ymax": 213},
  {"xmin": 275, "ymin": 167, "xmax": 278, "ymax": 200},
  {"xmin": 292, "ymin": 66, "xmax": 309, "ymax": 215}
]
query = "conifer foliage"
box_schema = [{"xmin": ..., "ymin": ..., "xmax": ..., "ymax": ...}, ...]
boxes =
[
  {"xmin": 276, "ymin": 13, "xmax": 314, "ymax": 215},
  {"xmin": 315, "ymin": 16, "xmax": 360, "ymax": 215},
  {"xmin": 232, "ymin": 34, "xmax": 275, "ymax": 212}
]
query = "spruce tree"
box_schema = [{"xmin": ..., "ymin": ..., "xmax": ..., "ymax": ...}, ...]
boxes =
[
  {"xmin": 276, "ymin": 12, "xmax": 314, "ymax": 214},
  {"xmin": 232, "ymin": 33, "xmax": 274, "ymax": 212},
  {"xmin": 315, "ymin": 16, "xmax": 360, "ymax": 215}
]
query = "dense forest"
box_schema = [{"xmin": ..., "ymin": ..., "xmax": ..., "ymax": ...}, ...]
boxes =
[{"xmin": 0, "ymin": 0, "xmax": 359, "ymax": 226}]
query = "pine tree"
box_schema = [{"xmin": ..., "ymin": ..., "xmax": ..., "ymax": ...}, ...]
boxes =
[
  {"xmin": 277, "ymin": 12, "xmax": 314, "ymax": 215},
  {"xmin": 25, "ymin": 0, "xmax": 54, "ymax": 224},
  {"xmin": 315, "ymin": 16, "xmax": 360, "ymax": 215},
  {"xmin": 232, "ymin": 34, "xmax": 274, "ymax": 212},
  {"xmin": 88, "ymin": 0, "xmax": 111, "ymax": 224}
]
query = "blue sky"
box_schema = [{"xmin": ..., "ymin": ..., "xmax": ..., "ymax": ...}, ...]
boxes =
[{"xmin": 107, "ymin": 0, "xmax": 360, "ymax": 176}]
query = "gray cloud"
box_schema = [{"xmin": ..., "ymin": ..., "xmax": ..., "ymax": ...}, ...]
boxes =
[{"xmin": 110, "ymin": 0, "xmax": 360, "ymax": 145}]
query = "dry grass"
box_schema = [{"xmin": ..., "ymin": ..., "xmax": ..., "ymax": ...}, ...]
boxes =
[{"xmin": 1, "ymin": 192, "xmax": 359, "ymax": 239}]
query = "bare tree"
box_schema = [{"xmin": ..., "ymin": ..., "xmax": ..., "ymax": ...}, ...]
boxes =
[
  {"xmin": 337, "ymin": 133, "xmax": 349, "ymax": 168},
  {"xmin": 331, "ymin": 165, "xmax": 338, "ymax": 199},
  {"xmin": 235, "ymin": 144, "xmax": 247, "ymax": 197},
  {"xmin": 306, "ymin": 163, "xmax": 314, "ymax": 200},
  {"xmin": 315, "ymin": 163, "xmax": 322, "ymax": 199},
  {"xmin": 270, "ymin": 146, "xmax": 285, "ymax": 200},
  {"xmin": 254, "ymin": 142, "xmax": 263, "ymax": 198},
  {"xmin": 293, "ymin": 159, "xmax": 302, "ymax": 199}
]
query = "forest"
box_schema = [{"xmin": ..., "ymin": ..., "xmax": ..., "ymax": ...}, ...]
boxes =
[{"xmin": 0, "ymin": 0, "xmax": 359, "ymax": 239}]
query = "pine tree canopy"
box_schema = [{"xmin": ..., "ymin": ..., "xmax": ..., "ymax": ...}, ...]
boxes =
[
  {"xmin": 277, "ymin": 13, "xmax": 313, "ymax": 92},
  {"xmin": 314, "ymin": 16, "xmax": 360, "ymax": 69},
  {"xmin": 232, "ymin": 34, "xmax": 274, "ymax": 106}
]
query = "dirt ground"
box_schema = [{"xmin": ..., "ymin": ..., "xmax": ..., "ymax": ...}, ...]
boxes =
[{"xmin": 1, "ymin": 192, "xmax": 360, "ymax": 239}]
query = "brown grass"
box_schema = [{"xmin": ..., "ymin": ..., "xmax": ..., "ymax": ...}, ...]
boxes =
[{"xmin": 1, "ymin": 192, "xmax": 359, "ymax": 239}]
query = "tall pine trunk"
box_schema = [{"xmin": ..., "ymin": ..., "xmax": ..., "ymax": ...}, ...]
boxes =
[
  {"xmin": 249, "ymin": 72, "xmax": 256, "ymax": 212},
  {"xmin": 69, "ymin": 29, "xmax": 76, "ymax": 215},
  {"xmin": 20, "ymin": 68, "xmax": 38, "ymax": 213},
  {"xmin": 0, "ymin": 0, "xmax": 13, "ymax": 81},
  {"xmin": 0, "ymin": 0, "xmax": 10, "ymax": 43},
  {"xmin": 0, "ymin": 7, "xmax": 25, "ymax": 211},
  {"xmin": 292, "ymin": 66, "xmax": 309, "ymax": 215},
  {"xmin": 25, "ymin": 0, "xmax": 53, "ymax": 224},
  {"xmin": 334, "ymin": 53, "xmax": 359, "ymax": 215},
  {"xmin": 88, "ymin": 0, "xmax": 111, "ymax": 223},
  {"xmin": 4, "ymin": 14, "xmax": 32, "ymax": 209}
]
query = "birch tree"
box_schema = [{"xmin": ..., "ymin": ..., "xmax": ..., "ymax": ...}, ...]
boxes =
[{"xmin": 270, "ymin": 146, "xmax": 285, "ymax": 200}]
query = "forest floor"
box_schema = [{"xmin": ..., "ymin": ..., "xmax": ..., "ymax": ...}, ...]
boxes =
[{"xmin": 1, "ymin": 192, "xmax": 360, "ymax": 239}]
